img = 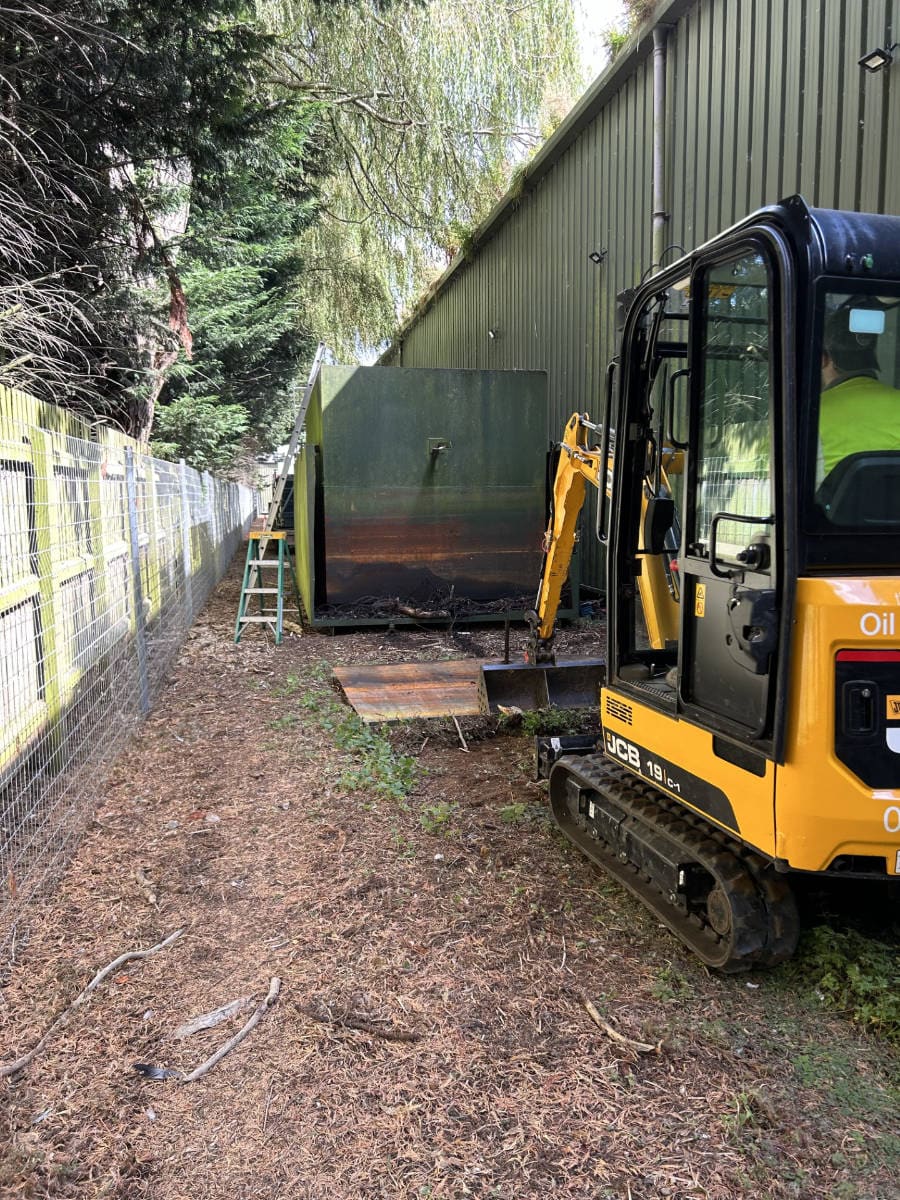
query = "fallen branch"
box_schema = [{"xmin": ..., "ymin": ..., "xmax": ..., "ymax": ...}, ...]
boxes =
[
  {"xmin": 451, "ymin": 715, "xmax": 469, "ymax": 752},
  {"xmin": 0, "ymin": 929, "xmax": 184, "ymax": 1078},
  {"xmin": 134, "ymin": 977, "xmax": 282, "ymax": 1083},
  {"xmin": 297, "ymin": 1000, "xmax": 421, "ymax": 1043},
  {"xmin": 173, "ymin": 996, "xmax": 251, "ymax": 1040},
  {"xmin": 582, "ymin": 996, "xmax": 659, "ymax": 1054},
  {"xmin": 179, "ymin": 977, "xmax": 281, "ymax": 1082},
  {"xmin": 397, "ymin": 603, "xmax": 450, "ymax": 619}
]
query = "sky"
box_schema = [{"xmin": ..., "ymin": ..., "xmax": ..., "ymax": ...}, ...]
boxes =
[{"xmin": 575, "ymin": 0, "xmax": 629, "ymax": 78}]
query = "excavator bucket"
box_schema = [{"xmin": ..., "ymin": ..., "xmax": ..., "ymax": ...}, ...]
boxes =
[{"xmin": 480, "ymin": 658, "xmax": 606, "ymax": 713}]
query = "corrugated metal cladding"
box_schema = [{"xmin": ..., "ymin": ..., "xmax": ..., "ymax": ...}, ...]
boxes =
[{"xmin": 381, "ymin": 0, "xmax": 900, "ymax": 584}]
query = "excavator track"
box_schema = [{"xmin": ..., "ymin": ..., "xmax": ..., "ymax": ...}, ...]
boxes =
[{"xmin": 547, "ymin": 752, "xmax": 799, "ymax": 973}]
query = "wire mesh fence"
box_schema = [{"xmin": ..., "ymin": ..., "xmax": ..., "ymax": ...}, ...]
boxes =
[{"xmin": 0, "ymin": 385, "xmax": 256, "ymax": 956}]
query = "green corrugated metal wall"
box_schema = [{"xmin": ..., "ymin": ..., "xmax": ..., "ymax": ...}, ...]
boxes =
[{"xmin": 381, "ymin": 0, "xmax": 900, "ymax": 583}]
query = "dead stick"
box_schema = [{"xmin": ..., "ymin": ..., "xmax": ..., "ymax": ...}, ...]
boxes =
[
  {"xmin": 451, "ymin": 715, "xmax": 469, "ymax": 752},
  {"xmin": 298, "ymin": 1002, "xmax": 421, "ymax": 1042},
  {"xmin": 582, "ymin": 996, "xmax": 658, "ymax": 1054},
  {"xmin": 179, "ymin": 977, "xmax": 281, "ymax": 1083},
  {"xmin": 0, "ymin": 928, "xmax": 184, "ymax": 1078}
]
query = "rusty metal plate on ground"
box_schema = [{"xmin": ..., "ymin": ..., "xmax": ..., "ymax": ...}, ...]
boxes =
[{"xmin": 333, "ymin": 660, "xmax": 488, "ymax": 722}]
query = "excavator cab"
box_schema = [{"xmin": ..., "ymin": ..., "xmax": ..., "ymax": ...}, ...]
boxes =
[{"xmin": 542, "ymin": 196, "xmax": 900, "ymax": 970}]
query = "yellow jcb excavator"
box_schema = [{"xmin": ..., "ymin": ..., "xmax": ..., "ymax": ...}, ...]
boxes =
[{"xmin": 530, "ymin": 196, "xmax": 900, "ymax": 972}]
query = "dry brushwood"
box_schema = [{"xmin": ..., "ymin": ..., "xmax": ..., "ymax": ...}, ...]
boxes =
[
  {"xmin": 297, "ymin": 998, "xmax": 422, "ymax": 1043},
  {"xmin": 0, "ymin": 929, "xmax": 184, "ymax": 1078},
  {"xmin": 581, "ymin": 995, "xmax": 660, "ymax": 1055}
]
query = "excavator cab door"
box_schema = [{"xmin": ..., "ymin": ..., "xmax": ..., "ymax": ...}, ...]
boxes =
[
  {"xmin": 679, "ymin": 246, "xmax": 782, "ymax": 743},
  {"xmin": 610, "ymin": 227, "xmax": 794, "ymax": 763}
]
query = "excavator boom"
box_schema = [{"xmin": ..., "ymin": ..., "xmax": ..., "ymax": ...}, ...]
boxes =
[{"xmin": 527, "ymin": 412, "xmax": 681, "ymax": 664}]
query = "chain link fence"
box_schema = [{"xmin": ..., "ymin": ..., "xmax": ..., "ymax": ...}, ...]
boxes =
[{"xmin": 0, "ymin": 385, "xmax": 256, "ymax": 956}]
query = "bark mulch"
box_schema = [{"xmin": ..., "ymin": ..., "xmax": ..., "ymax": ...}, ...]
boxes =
[{"xmin": 1, "ymin": 560, "xmax": 898, "ymax": 1199}]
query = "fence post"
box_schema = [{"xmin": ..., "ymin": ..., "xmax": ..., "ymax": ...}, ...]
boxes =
[
  {"xmin": 179, "ymin": 458, "xmax": 194, "ymax": 626},
  {"xmin": 125, "ymin": 446, "xmax": 151, "ymax": 715}
]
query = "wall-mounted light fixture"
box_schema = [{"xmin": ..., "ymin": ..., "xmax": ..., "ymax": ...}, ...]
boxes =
[
  {"xmin": 859, "ymin": 42, "xmax": 899, "ymax": 73},
  {"xmin": 487, "ymin": 328, "xmax": 498, "ymax": 340},
  {"xmin": 588, "ymin": 249, "xmax": 608, "ymax": 265}
]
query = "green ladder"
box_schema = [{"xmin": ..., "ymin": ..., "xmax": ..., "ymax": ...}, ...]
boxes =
[{"xmin": 234, "ymin": 531, "xmax": 299, "ymax": 644}]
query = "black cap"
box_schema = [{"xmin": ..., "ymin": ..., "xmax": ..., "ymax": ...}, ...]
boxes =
[{"xmin": 823, "ymin": 306, "xmax": 880, "ymax": 373}]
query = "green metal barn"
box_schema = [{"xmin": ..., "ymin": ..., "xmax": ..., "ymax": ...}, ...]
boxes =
[{"xmin": 380, "ymin": 0, "xmax": 900, "ymax": 583}]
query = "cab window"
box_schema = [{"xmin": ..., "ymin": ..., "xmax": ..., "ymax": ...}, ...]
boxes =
[
  {"xmin": 691, "ymin": 252, "xmax": 774, "ymax": 565},
  {"xmin": 815, "ymin": 292, "xmax": 900, "ymax": 528}
]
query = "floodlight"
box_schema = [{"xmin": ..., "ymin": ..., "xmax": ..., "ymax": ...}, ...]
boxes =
[{"xmin": 859, "ymin": 43, "xmax": 898, "ymax": 73}]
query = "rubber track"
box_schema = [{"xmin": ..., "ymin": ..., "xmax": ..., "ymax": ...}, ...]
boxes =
[{"xmin": 550, "ymin": 753, "xmax": 799, "ymax": 973}]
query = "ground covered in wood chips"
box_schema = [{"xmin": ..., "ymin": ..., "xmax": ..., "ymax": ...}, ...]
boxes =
[{"xmin": 2, "ymin": 561, "xmax": 899, "ymax": 1200}]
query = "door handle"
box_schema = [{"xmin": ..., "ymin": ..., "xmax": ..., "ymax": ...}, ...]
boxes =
[{"xmin": 708, "ymin": 511, "xmax": 774, "ymax": 579}]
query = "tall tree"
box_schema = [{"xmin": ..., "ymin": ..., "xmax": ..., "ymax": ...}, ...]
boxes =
[
  {"xmin": 3, "ymin": 0, "xmax": 585, "ymax": 466},
  {"xmin": 268, "ymin": 0, "xmax": 585, "ymax": 355},
  {"xmin": 152, "ymin": 103, "xmax": 323, "ymax": 470},
  {"xmin": 0, "ymin": 0, "xmax": 288, "ymax": 436}
]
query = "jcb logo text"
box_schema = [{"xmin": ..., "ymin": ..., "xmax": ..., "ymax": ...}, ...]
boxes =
[{"xmin": 604, "ymin": 730, "xmax": 640, "ymax": 770}]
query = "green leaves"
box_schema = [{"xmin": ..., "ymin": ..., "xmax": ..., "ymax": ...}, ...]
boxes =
[
  {"xmin": 269, "ymin": 0, "xmax": 585, "ymax": 357},
  {"xmin": 151, "ymin": 395, "xmax": 250, "ymax": 471},
  {"xmin": 1, "ymin": 0, "xmax": 301, "ymax": 435},
  {"xmin": 6, "ymin": 0, "xmax": 586, "ymax": 462},
  {"xmin": 151, "ymin": 98, "xmax": 322, "ymax": 466},
  {"xmin": 789, "ymin": 926, "xmax": 900, "ymax": 1044}
]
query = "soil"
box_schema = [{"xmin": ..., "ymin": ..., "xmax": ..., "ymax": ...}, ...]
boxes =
[{"xmin": 1, "ymin": 559, "xmax": 898, "ymax": 1200}]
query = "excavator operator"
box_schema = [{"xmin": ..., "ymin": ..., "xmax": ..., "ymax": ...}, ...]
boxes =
[{"xmin": 817, "ymin": 302, "xmax": 900, "ymax": 480}]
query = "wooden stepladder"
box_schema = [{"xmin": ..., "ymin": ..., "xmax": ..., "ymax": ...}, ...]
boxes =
[
  {"xmin": 234, "ymin": 343, "xmax": 325, "ymax": 644},
  {"xmin": 234, "ymin": 531, "xmax": 300, "ymax": 644}
]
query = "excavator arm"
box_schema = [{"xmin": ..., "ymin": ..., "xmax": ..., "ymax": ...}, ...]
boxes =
[{"xmin": 527, "ymin": 412, "xmax": 682, "ymax": 663}]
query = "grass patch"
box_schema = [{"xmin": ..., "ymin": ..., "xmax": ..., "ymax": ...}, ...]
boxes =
[
  {"xmin": 271, "ymin": 668, "xmax": 418, "ymax": 801},
  {"xmin": 786, "ymin": 925, "xmax": 900, "ymax": 1044},
  {"xmin": 791, "ymin": 1041, "xmax": 899, "ymax": 1123}
]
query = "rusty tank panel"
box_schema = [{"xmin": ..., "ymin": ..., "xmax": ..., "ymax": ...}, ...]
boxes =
[{"xmin": 294, "ymin": 366, "xmax": 578, "ymax": 624}]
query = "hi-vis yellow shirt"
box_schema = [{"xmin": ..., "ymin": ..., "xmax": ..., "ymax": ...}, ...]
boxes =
[{"xmin": 818, "ymin": 375, "xmax": 900, "ymax": 479}]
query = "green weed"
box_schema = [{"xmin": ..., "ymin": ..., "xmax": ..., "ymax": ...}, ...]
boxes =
[
  {"xmin": 419, "ymin": 801, "xmax": 457, "ymax": 834},
  {"xmin": 650, "ymin": 963, "xmax": 695, "ymax": 1003},
  {"xmin": 272, "ymin": 672, "xmax": 304, "ymax": 697},
  {"xmin": 269, "ymin": 667, "xmax": 418, "ymax": 801},
  {"xmin": 333, "ymin": 712, "xmax": 417, "ymax": 801},
  {"xmin": 721, "ymin": 1089, "xmax": 763, "ymax": 1135},
  {"xmin": 519, "ymin": 707, "xmax": 591, "ymax": 736},
  {"xmin": 498, "ymin": 801, "xmax": 548, "ymax": 825},
  {"xmin": 786, "ymin": 925, "xmax": 900, "ymax": 1044}
]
